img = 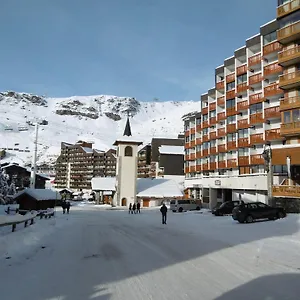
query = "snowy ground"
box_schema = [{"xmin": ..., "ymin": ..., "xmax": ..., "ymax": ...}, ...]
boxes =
[{"xmin": 1, "ymin": 206, "xmax": 300, "ymax": 300}]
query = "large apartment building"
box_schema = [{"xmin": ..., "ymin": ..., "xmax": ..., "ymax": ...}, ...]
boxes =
[
  {"xmin": 184, "ymin": 0, "xmax": 300, "ymax": 209},
  {"xmin": 55, "ymin": 141, "xmax": 116, "ymax": 191}
]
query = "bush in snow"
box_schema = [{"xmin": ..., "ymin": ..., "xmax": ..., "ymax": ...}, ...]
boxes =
[{"xmin": 0, "ymin": 168, "xmax": 9, "ymax": 204}]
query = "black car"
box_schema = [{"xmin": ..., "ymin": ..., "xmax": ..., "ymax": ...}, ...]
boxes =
[
  {"xmin": 232, "ymin": 202, "xmax": 286, "ymax": 223},
  {"xmin": 212, "ymin": 201, "xmax": 240, "ymax": 216}
]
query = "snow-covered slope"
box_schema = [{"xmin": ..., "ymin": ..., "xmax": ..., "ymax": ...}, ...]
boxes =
[{"xmin": 0, "ymin": 91, "xmax": 199, "ymax": 166}]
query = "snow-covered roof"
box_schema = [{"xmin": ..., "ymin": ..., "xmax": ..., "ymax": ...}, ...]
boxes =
[
  {"xmin": 59, "ymin": 188, "xmax": 73, "ymax": 193},
  {"xmin": 13, "ymin": 188, "xmax": 61, "ymax": 201},
  {"xmin": 91, "ymin": 177, "xmax": 116, "ymax": 191},
  {"xmin": 113, "ymin": 136, "xmax": 143, "ymax": 146},
  {"xmin": 81, "ymin": 147, "xmax": 93, "ymax": 153},
  {"xmin": 159, "ymin": 145, "xmax": 184, "ymax": 155}
]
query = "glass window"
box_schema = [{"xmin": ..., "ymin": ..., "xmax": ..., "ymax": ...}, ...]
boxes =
[
  {"xmin": 292, "ymin": 109, "xmax": 300, "ymax": 122},
  {"xmin": 263, "ymin": 31, "xmax": 277, "ymax": 45},
  {"xmin": 218, "ymin": 153, "xmax": 226, "ymax": 161},
  {"xmin": 210, "ymin": 155, "xmax": 217, "ymax": 162},
  {"xmin": 203, "ymin": 128, "xmax": 209, "ymax": 135},
  {"xmin": 238, "ymin": 129, "xmax": 248, "ymax": 138},
  {"xmin": 238, "ymin": 148, "xmax": 248, "ymax": 156},
  {"xmin": 237, "ymin": 74, "xmax": 247, "ymax": 84},
  {"xmin": 203, "ymin": 142, "xmax": 210, "ymax": 149},
  {"xmin": 210, "ymin": 140, "xmax": 216, "ymax": 147},
  {"xmin": 227, "ymin": 133, "xmax": 236, "ymax": 141},
  {"xmin": 226, "ymin": 81, "xmax": 235, "ymax": 91},
  {"xmin": 203, "ymin": 114, "xmax": 208, "ymax": 121},
  {"xmin": 250, "ymin": 103, "xmax": 262, "ymax": 114},
  {"xmin": 227, "ymin": 115, "xmax": 236, "ymax": 124},
  {"xmin": 196, "ymin": 118, "xmax": 201, "ymax": 125},
  {"xmin": 210, "ymin": 110, "xmax": 216, "ymax": 118},
  {"xmin": 284, "ymin": 111, "xmax": 291, "ymax": 123},
  {"xmin": 226, "ymin": 99, "xmax": 235, "ymax": 108},
  {"xmin": 124, "ymin": 146, "xmax": 133, "ymax": 157}
]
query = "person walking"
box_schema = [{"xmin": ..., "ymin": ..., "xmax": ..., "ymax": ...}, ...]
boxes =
[
  {"xmin": 160, "ymin": 203, "xmax": 167, "ymax": 224},
  {"xmin": 132, "ymin": 203, "xmax": 136, "ymax": 214},
  {"xmin": 129, "ymin": 203, "xmax": 132, "ymax": 214},
  {"xmin": 62, "ymin": 200, "xmax": 67, "ymax": 214},
  {"xmin": 137, "ymin": 202, "xmax": 141, "ymax": 213},
  {"xmin": 66, "ymin": 201, "xmax": 71, "ymax": 214}
]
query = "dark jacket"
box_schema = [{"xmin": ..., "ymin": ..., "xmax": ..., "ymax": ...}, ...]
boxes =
[
  {"xmin": 160, "ymin": 205, "xmax": 167, "ymax": 214},
  {"xmin": 132, "ymin": 203, "xmax": 136, "ymax": 210},
  {"xmin": 129, "ymin": 203, "xmax": 132, "ymax": 210},
  {"xmin": 137, "ymin": 203, "xmax": 140, "ymax": 209}
]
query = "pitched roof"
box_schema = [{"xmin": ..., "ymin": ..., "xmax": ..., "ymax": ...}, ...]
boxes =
[
  {"xmin": 123, "ymin": 117, "xmax": 132, "ymax": 136},
  {"xmin": 91, "ymin": 177, "xmax": 116, "ymax": 191},
  {"xmin": 13, "ymin": 188, "xmax": 61, "ymax": 201},
  {"xmin": 159, "ymin": 145, "xmax": 184, "ymax": 155}
]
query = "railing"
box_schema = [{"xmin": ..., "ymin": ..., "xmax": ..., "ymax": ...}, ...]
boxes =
[
  {"xmin": 279, "ymin": 70, "xmax": 300, "ymax": 87},
  {"xmin": 278, "ymin": 45, "xmax": 300, "ymax": 64},
  {"xmin": 185, "ymin": 142, "xmax": 190, "ymax": 148},
  {"xmin": 277, "ymin": 20, "xmax": 300, "ymax": 41},
  {"xmin": 203, "ymin": 134, "xmax": 209, "ymax": 142},
  {"xmin": 216, "ymin": 81, "xmax": 225, "ymax": 90},
  {"xmin": 237, "ymin": 82, "xmax": 248, "ymax": 93},
  {"xmin": 210, "ymin": 131, "xmax": 217, "ymax": 139},
  {"xmin": 202, "ymin": 120, "xmax": 209, "ymax": 128},
  {"xmin": 237, "ymin": 119, "xmax": 249, "ymax": 129},
  {"xmin": 217, "ymin": 127, "xmax": 226, "ymax": 137},
  {"xmin": 209, "ymin": 162, "xmax": 217, "ymax": 170},
  {"xmin": 185, "ymin": 167, "xmax": 190, "ymax": 173},
  {"xmin": 190, "ymin": 127, "xmax": 195, "ymax": 134},
  {"xmin": 249, "ymin": 92, "xmax": 264, "ymax": 105},
  {"xmin": 218, "ymin": 160, "xmax": 227, "ymax": 169},
  {"xmin": 263, "ymin": 41, "xmax": 283, "ymax": 56},
  {"xmin": 210, "ymin": 147, "xmax": 217, "ymax": 154},
  {"xmin": 202, "ymin": 107, "xmax": 208, "ymax": 115},
  {"xmin": 210, "ymin": 116, "xmax": 217, "ymax": 125},
  {"xmin": 273, "ymin": 185, "xmax": 300, "ymax": 197},
  {"xmin": 202, "ymin": 163, "xmax": 209, "ymax": 171},
  {"xmin": 250, "ymin": 133, "xmax": 264, "ymax": 144},
  {"xmin": 281, "ymin": 121, "xmax": 300, "ymax": 135},
  {"xmin": 238, "ymin": 156, "xmax": 249, "ymax": 166},
  {"xmin": 203, "ymin": 149, "xmax": 209, "ymax": 156},
  {"xmin": 226, "ymin": 73, "xmax": 235, "ymax": 83},
  {"xmin": 264, "ymin": 83, "xmax": 283, "ymax": 97},
  {"xmin": 250, "ymin": 154, "xmax": 264, "ymax": 165},
  {"xmin": 265, "ymin": 106, "xmax": 280, "ymax": 119},
  {"xmin": 196, "ymin": 151, "xmax": 202, "ymax": 159},
  {"xmin": 190, "ymin": 166, "xmax": 196, "ymax": 172},
  {"xmin": 226, "ymin": 106, "xmax": 237, "ymax": 116},
  {"xmin": 280, "ymin": 96, "xmax": 300, "ymax": 111},
  {"xmin": 209, "ymin": 102, "xmax": 216, "ymax": 110},
  {"xmin": 227, "ymin": 159, "xmax": 237, "ymax": 168},
  {"xmin": 185, "ymin": 130, "xmax": 190, "ymax": 137},
  {"xmin": 190, "ymin": 140, "xmax": 196, "ymax": 147},
  {"xmin": 237, "ymin": 64, "xmax": 247, "ymax": 76},
  {"xmin": 190, "ymin": 153, "xmax": 196, "ymax": 160},
  {"xmin": 217, "ymin": 112, "xmax": 226, "ymax": 121},
  {"xmin": 277, "ymin": 0, "xmax": 300, "ymax": 18},
  {"xmin": 196, "ymin": 138, "xmax": 202, "ymax": 145},
  {"xmin": 227, "ymin": 124, "xmax": 236, "ymax": 133},
  {"xmin": 217, "ymin": 96, "xmax": 225, "ymax": 106},
  {"xmin": 265, "ymin": 128, "xmax": 281, "ymax": 140},
  {"xmin": 196, "ymin": 165, "xmax": 201, "ymax": 172},
  {"xmin": 249, "ymin": 73, "xmax": 262, "ymax": 85},
  {"xmin": 248, "ymin": 53, "xmax": 261, "ymax": 66},
  {"xmin": 250, "ymin": 112, "xmax": 264, "ymax": 124},
  {"xmin": 226, "ymin": 90, "xmax": 235, "ymax": 99},
  {"xmin": 196, "ymin": 124, "xmax": 202, "ymax": 132},
  {"xmin": 237, "ymin": 100, "xmax": 249, "ymax": 111},
  {"xmin": 0, "ymin": 213, "xmax": 37, "ymax": 233},
  {"xmin": 218, "ymin": 144, "xmax": 226, "ymax": 153},
  {"xmin": 264, "ymin": 63, "xmax": 283, "ymax": 77},
  {"xmin": 227, "ymin": 141, "xmax": 237, "ymax": 150}
]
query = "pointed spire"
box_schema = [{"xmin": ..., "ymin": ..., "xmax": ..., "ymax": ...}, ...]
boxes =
[{"xmin": 123, "ymin": 116, "xmax": 132, "ymax": 136}]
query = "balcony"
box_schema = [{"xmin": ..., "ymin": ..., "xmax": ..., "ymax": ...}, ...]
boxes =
[
  {"xmin": 185, "ymin": 142, "xmax": 191, "ymax": 149},
  {"xmin": 236, "ymin": 82, "xmax": 248, "ymax": 94},
  {"xmin": 250, "ymin": 133, "xmax": 264, "ymax": 145},
  {"xmin": 227, "ymin": 159, "xmax": 237, "ymax": 168},
  {"xmin": 185, "ymin": 130, "xmax": 190, "ymax": 137},
  {"xmin": 217, "ymin": 96, "xmax": 225, "ymax": 106},
  {"xmin": 190, "ymin": 166, "xmax": 196, "ymax": 173},
  {"xmin": 277, "ymin": 0, "xmax": 300, "ymax": 18},
  {"xmin": 265, "ymin": 128, "xmax": 282, "ymax": 141},
  {"xmin": 217, "ymin": 127, "xmax": 226, "ymax": 137},
  {"xmin": 237, "ymin": 64, "xmax": 247, "ymax": 76},
  {"xmin": 209, "ymin": 102, "xmax": 216, "ymax": 110},
  {"xmin": 249, "ymin": 92, "xmax": 264, "ymax": 105},
  {"xmin": 210, "ymin": 147, "xmax": 217, "ymax": 155},
  {"xmin": 210, "ymin": 116, "xmax": 217, "ymax": 125},
  {"xmin": 238, "ymin": 137, "xmax": 249, "ymax": 148},
  {"xmin": 248, "ymin": 53, "xmax": 261, "ymax": 67},
  {"xmin": 196, "ymin": 138, "xmax": 202, "ymax": 145},
  {"xmin": 202, "ymin": 107, "xmax": 208, "ymax": 115},
  {"xmin": 202, "ymin": 120, "xmax": 209, "ymax": 128},
  {"xmin": 227, "ymin": 141, "xmax": 237, "ymax": 150},
  {"xmin": 264, "ymin": 63, "xmax": 283, "ymax": 77},
  {"xmin": 264, "ymin": 106, "xmax": 280, "ymax": 119},
  {"xmin": 196, "ymin": 151, "xmax": 202, "ymax": 159},
  {"xmin": 203, "ymin": 149, "xmax": 209, "ymax": 157},
  {"xmin": 216, "ymin": 81, "xmax": 225, "ymax": 90},
  {"xmin": 209, "ymin": 162, "xmax": 217, "ymax": 170},
  {"xmin": 280, "ymin": 96, "xmax": 300, "ymax": 111},
  {"xmin": 202, "ymin": 163, "xmax": 209, "ymax": 171},
  {"xmin": 196, "ymin": 124, "xmax": 202, "ymax": 132},
  {"xmin": 277, "ymin": 21, "xmax": 300, "ymax": 44},
  {"xmin": 273, "ymin": 185, "xmax": 300, "ymax": 198},
  {"xmin": 190, "ymin": 140, "xmax": 196, "ymax": 147},
  {"xmin": 185, "ymin": 167, "xmax": 190, "ymax": 173},
  {"xmin": 250, "ymin": 154, "xmax": 264, "ymax": 165},
  {"xmin": 281, "ymin": 121, "xmax": 300, "ymax": 136},
  {"xmin": 278, "ymin": 45, "xmax": 300, "ymax": 67},
  {"xmin": 209, "ymin": 131, "xmax": 217, "ymax": 139},
  {"xmin": 226, "ymin": 106, "xmax": 237, "ymax": 117},
  {"xmin": 250, "ymin": 112, "xmax": 264, "ymax": 124},
  {"xmin": 196, "ymin": 165, "xmax": 202, "ymax": 172},
  {"xmin": 264, "ymin": 83, "xmax": 283, "ymax": 97},
  {"xmin": 237, "ymin": 100, "xmax": 249, "ymax": 111},
  {"xmin": 249, "ymin": 73, "xmax": 262, "ymax": 85},
  {"xmin": 226, "ymin": 73, "xmax": 235, "ymax": 83},
  {"xmin": 217, "ymin": 112, "xmax": 226, "ymax": 121},
  {"xmin": 190, "ymin": 127, "xmax": 195, "ymax": 134},
  {"xmin": 263, "ymin": 41, "xmax": 283, "ymax": 56},
  {"xmin": 238, "ymin": 156, "xmax": 249, "ymax": 166},
  {"xmin": 227, "ymin": 124, "xmax": 237, "ymax": 133},
  {"xmin": 203, "ymin": 134, "xmax": 209, "ymax": 142},
  {"xmin": 237, "ymin": 119, "xmax": 249, "ymax": 129},
  {"xmin": 279, "ymin": 70, "xmax": 300, "ymax": 89},
  {"xmin": 226, "ymin": 90, "xmax": 235, "ymax": 99},
  {"xmin": 218, "ymin": 144, "xmax": 226, "ymax": 153},
  {"xmin": 218, "ymin": 160, "xmax": 227, "ymax": 169}
]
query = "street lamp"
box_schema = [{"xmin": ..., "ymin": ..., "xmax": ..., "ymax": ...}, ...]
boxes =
[{"xmin": 262, "ymin": 144, "xmax": 274, "ymax": 206}]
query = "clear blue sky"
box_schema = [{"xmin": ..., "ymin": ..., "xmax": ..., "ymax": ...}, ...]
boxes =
[{"xmin": 0, "ymin": 0, "xmax": 276, "ymax": 101}]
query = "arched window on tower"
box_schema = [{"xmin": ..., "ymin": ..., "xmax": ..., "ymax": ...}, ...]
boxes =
[{"xmin": 124, "ymin": 146, "xmax": 133, "ymax": 157}]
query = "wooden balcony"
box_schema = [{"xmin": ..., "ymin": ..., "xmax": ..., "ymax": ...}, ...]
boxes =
[
  {"xmin": 209, "ymin": 102, "xmax": 216, "ymax": 110},
  {"xmin": 190, "ymin": 140, "xmax": 196, "ymax": 147},
  {"xmin": 203, "ymin": 134, "xmax": 209, "ymax": 142},
  {"xmin": 226, "ymin": 124, "xmax": 237, "ymax": 133},
  {"xmin": 277, "ymin": 0, "xmax": 300, "ymax": 18},
  {"xmin": 249, "ymin": 92, "xmax": 264, "ymax": 105},
  {"xmin": 184, "ymin": 155, "xmax": 190, "ymax": 161},
  {"xmin": 273, "ymin": 185, "xmax": 300, "ymax": 198},
  {"xmin": 196, "ymin": 165, "xmax": 201, "ymax": 172},
  {"xmin": 210, "ymin": 147, "xmax": 217, "ymax": 155},
  {"xmin": 227, "ymin": 141, "xmax": 237, "ymax": 150},
  {"xmin": 279, "ymin": 70, "xmax": 300, "ymax": 89},
  {"xmin": 190, "ymin": 127, "xmax": 195, "ymax": 134},
  {"xmin": 185, "ymin": 167, "xmax": 189, "ymax": 173},
  {"xmin": 209, "ymin": 162, "xmax": 217, "ymax": 170},
  {"xmin": 218, "ymin": 160, "xmax": 227, "ymax": 169},
  {"xmin": 217, "ymin": 96, "xmax": 225, "ymax": 106},
  {"xmin": 226, "ymin": 106, "xmax": 237, "ymax": 117},
  {"xmin": 226, "ymin": 73, "xmax": 235, "ymax": 83},
  {"xmin": 237, "ymin": 64, "xmax": 247, "ymax": 76},
  {"xmin": 210, "ymin": 116, "xmax": 217, "ymax": 125},
  {"xmin": 185, "ymin": 130, "xmax": 190, "ymax": 137},
  {"xmin": 249, "ymin": 73, "xmax": 262, "ymax": 85},
  {"xmin": 216, "ymin": 81, "xmax": 225, "ymax": 90},
  {"xmin": 236, "ymin": 82, "xmax": 248, "ymax": 93},
  {"xmin": 265, "ymin": 128, "xmax": 282, "ymax": 141},
  {"xmin": 190, "ymin": 153, "xmax": 196, "ymax": 160},
  {"xmin": 218, "ymin": 144, "xmax": 226, "ymax": 153},
  {"xmin": 277, "ymin": 21, "xmax": 300, "ymax": 44},
  {"xmin": 281, "ymin": 121, "xmax": 300, "ymax": 136},
  {"xmin": 237, "ymin": 119, "xmax": 249, "ymax": 129},
  {"xmin": 263, "ymin": 41, "xmax": 283, "ymax": 56},
  {"xmin": 196, "ymin": 124, "xmax": 202, "ymax": 132},
  {"xmin": 209, "ymin": 131, "xmax": 217, "ymax": 139},
  {"xmin": 196, "ymin": 151, "xmax": 202, "ymax": 159},
  {"xmin": 264, "ymin": 83, "xmax": 283, "ymax": 97},
  {"xmin": 196, "ymin": 138, "xmax": 202, "ymax": 145},
  {"xmin": 248, "ymin": 53, "xmax": 261, "ymax": 67},
  {"xmin": 202, "ymin": 163, "xmax": 209, "ymax": 171},
  {"xmin": 264, "ymin": 63, "xmax": 283, "ymax": 77},
  {"xmin": 203, "ymin": 149, "xmax": 209, "ymax": 157},
  {"xmin": 185, "ymin": 142, "xmax": 190, "ymax": 149},
  {"xmin": 280, "ymin": 96, "xmax": 300, "ymax": 111},
  {"xmin": 227, "ymin": 159, "xmax": 237, "ymax": 168},
  {"xmin": 202, "ymin": 120, "xmax": 209, "ymax": 128},
  {"xmin": 190, "ymin": 166, "xmax": 196, "ymax": 173},
  {"xmin": 278, "ymin": 45, "xmax": 300, "ymax": 67},
  {"xmin": 202, "ymin": 107, "xmax": 208, "ymax": 115},
  {"xmin": 217, "ymin": 127, "xmax": 226, "ymax": 137},
  {"xmin": 250, "ymin": 154, "xmax": 264, "ymax": 165},
  {"xmin": 250, "ymin": 112, "xmax": 264, "ymax": 124},
  {"xmin": 264, "ymin": 106, "xmax": 280, "ymax": 119},
  {"xmin": 238, "ymin": 156, "xmax": 249, "ymax": 166},
  {"xmin": 250, "ymin": 133, "xmax": 264, "ymax": 145},
  {"xmin": 226, "ymin": 90, "xmax": 235, "ymax": 99},
  {"xmin": 217, "ymin": 112, "xmax": 226, "ymax": 121},
  {"xmin": 237, "ymin": 100, "xmax": 249, "ymax": 111}
]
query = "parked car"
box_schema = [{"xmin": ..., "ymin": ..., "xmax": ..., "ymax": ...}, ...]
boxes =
[
  {"xmin": 170, "ymin": 200, "xmax": 201, "ymax": 212},
  {"xmin": 232, "ymin": 201, "xmax": 286, "ymax": 223},
  {"xmin": 212, "ymin": 201, "xmax": 240, "ymax": 216}
]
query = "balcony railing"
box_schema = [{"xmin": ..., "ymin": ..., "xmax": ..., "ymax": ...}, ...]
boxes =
[
  {"xmin": 236, "ymin": 82, "xmax": 248, "ymax": 93},
  {"xmin": 227, "ymin": 159, "xmax": 237, "ymax": 168},
  {"xmin": 264, "ymin": 106, "xmax": 280, "ymax": 119},
  {"xmin": 196, "ymin": 138, "xmax": 202, "ymax": 145},
  {"xmin": 209, "ymin": 131, "xmax": 217, "ymax": 139},
  {"xmin": 226, "ymin": 90, "xmax": 235, "ymax": 99},
  {"xmin": 203, "ymin": 134, "xmax": 209, "ymax": 142},
  {"xmin": 227, "ymin": 123, "xmax": 237, "ymax": 133},
  {"xmin": 185, "ymin": 142, "xmax": 190, "ymax": 149},
  {"xmin": 218, "ymin": 144, "xmax": 226, "ymax": 153},
  {"xmin": 265, "ymin": 128, "xmax": 282, "ymax": 141},
  {"xmin": 217, "ymin": 127, "xmax": 226, "ymax": 137},
  {"xmin": 196, "ymin": 124, "xmax": 202, "ymax": 132},
  {"xmin": 216, "ymin": 81, "xmax": 225, "ymax": 90},
  {"xmin": 196, "ymin": 151, "xmax": 202, "ymax": 159},
  {"xmin": 277, "ymin": 20, "xmax": 300, "ymax": 44},
  {"xmin": 279, "ymin": 70, "xmax": 300, "ymax": 89},
  {"xmin": 263, "ymin": 41, "xmax": 283, "ymax": 56},
  {"xmin": 250, "ymin": 133, "xmax": 264, "ymax": 145},
  {"xmin": 202, "ymin": 163, "xmax": 209, "ymax": 171},
  {"xmin": 237, "ymin": 100, "xmax": 249, "ymax": 111},
  {"xmin": 209, "ymin": 102, "xmax": 216, "ymax": 110},
  {"xmin": 203, "ymin": 149, "xmax": 209, "ymax": 156},
  {"xmin": 280, "ymin": 96, "xmax": 300, "ymax": 111},
  {"xmin": 226, "ymin": 73, "xmax": 235, "ymax": 83},
  {"xmin": 248, "ymin": 53, "xmax": 261, "ymax": 66},
  {"xmin": 237, "ymin": 119, "xmax": 249, "ymax": 129},
  {"xmin": 185, "ymin": 167, "xmax": 189, "ymax": 173},
  {"xmin": 227, "ymin": 141, "xmax": 237, "ymax": 150},
  {"xmin": 278, "ymin": 45, "xmax": 300, "ymax": 66},
  {"xmin": 264, "ymin": 63, "xmax": 283, "ymax": 77},
  {"xmin": 217, "ymin": 112, "xmax": 226, "ymax": 121},
  {"xmin": 250, "ymin": 154, "xmax": 264, "ymax": 165},
  {"xmin": 210, "ymin": 116, "xmax": 217, "ymax": 125},
  {"xmin": 196, "ymin": 165, "xmax": 201, "ymax": 172},
  {"xmin": 238, "ymin": 156, "xmax": 249, "ymax": 166},
  {"xmin": 190, "ymin": 127, "xmax": 195, "ymax": 134},
  {"xmin": 281, "ymin": 121, "xmax": 300, "ymax": 136},
  {"xmin": 209, "ymin": 162, "xmax": 217, "ymax": 170},
  {"xmin": 185, "ymin": 130, "xmax": 190, "ymax": 137},
  {"xmin": 190, "ymin": 153, "xmax": 196, "ymax": 160},
  {"xmin": 217, "ymin": 96, "xmax": 225, "ymax": 106},
  {"xmin": 277, "ymin": 0, "xmax": 300, "ymax": 18},
  {"xmin": 249, "ymin": 92, "xmax": 264, "ymax": 105},
  {"xmin": 218, "ymin": 160, "xmax": 227, "ymax": 169},
  {"xmin": 202, "ymin": 107, "xmax": 208, "ymax": 115},
  {"xmin": 190, "ymin": 140, "xmax": 196, "ymax": 147},
  {"xmin": 264, "ymin": 83, "xmax": 283, "ymax": 97},
  {"xmin": 210, "ymin": 147, "xmax": 217, "ymax": 155},
  {"xmin": 250, "ymin": 112, "xmax": 264, "ymax": 124},
  {"xmin": 190, "ymin": 166, "xmax": 196, "ymax": 173},
  {"xmin": 237, "ymin": 64, "xmax": 247, "ymax": 76},
  {"xmin": 273, "ymin": 185, "xmax": 300, "ymax": 198},
  {"xmin": 249, "ymin": 73, "xmax": 262, "ymax": 85},
  {"xmin": 202, "ymin": 120, "xmax": 209, "ymax": 128},
  {"xmin": 226, "ymin": 106, "xmax": 237, "ymax": 116}
]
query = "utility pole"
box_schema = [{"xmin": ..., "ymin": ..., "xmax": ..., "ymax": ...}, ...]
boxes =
[{"xmin": 30, "ymin": 123, "xmax": 39, "ymax": 189}]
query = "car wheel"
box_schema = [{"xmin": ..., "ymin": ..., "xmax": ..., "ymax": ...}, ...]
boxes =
[
  {"xmin": 277, "ymin": 211, "xmax": 285, "ymax": 219},
  {"xmin": 237, "ymin": 218, "xmax": 244, "ymax": 224},
  {"xmin": 179, "ymin": 207, "xmax": 183, "ymax": 213},
  {"xmin": 246, "ymin": 215, "xmax": 254, "ymax": 223},
  {"xmin": 172, "ymin": 210, "xmax": 176, "ymax": 213},
  {"xmin": 196, "ymin": 206, "xmax": 200, "ymax": 211}
]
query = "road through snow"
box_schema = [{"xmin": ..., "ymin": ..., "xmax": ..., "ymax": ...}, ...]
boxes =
[{"xmin": 1, "ymin": 207, "xmax": 300, "ymax": 300}]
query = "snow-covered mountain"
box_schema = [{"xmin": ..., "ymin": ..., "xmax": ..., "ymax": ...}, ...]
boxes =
[{"xmin": 0, "ymin": 91, "xmax": 199, "ymax": 166}]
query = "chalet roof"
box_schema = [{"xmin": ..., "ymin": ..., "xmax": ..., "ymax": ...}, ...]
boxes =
[{"xmin": 13, "ymin": 189, "xmax": 61, "ymax": 201}]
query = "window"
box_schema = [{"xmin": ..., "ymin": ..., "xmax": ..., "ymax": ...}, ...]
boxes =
[
  {"xmin": 238, "ymin": 129, "xmax": 248, "ymax": 138},
  {"xmin": 250, "ymin": 103, "xmax": 262, "ymax": 114},
  {"xmin": 238, "ymin": 148, "xmax": 248, "ymax": 156},
  {"xmin": 185, "ymin": 136, "xmax": 189, "ymax": 143},
  {"xmin": 196, "ymin": 118, "xmax": 201, "ymax": 125},
  {"xmin": 203, "ymin": 128, "xmax": 209, "ymax": 135},
  {"xmin": 124, "ymin": 146, "xmax": 133, "ymax": 157},
  {"xmin": 237, "ymin": 74, "xmax": 247, "ymax": 84},
  {"xmin": 257, "ymin": 203, "xmax": 267, "ymax": 208},
  {"xmin": 227, "ymin": 133, "xmax": 236, "ymax": 141},
  {"xmin": 203, "ymin": 142, "xmax": 210, "ymax": 150},
  {"xmin": 272, "ymin": 165, "xmax": 288, "ymax": 174},
  {"xmin": 191, "ymin": 134, "xmax": 195, "ymax": 140},
  {"xmin": 203, "ymin": 114, "xmax": 208, "ymax": 121},
  {"xmin": 226, "ymin": 99, "xmax": 235, "ymax": 109},
  {"xmin": 218, "ymin": 153, "xmax": 226, "ymax": 161},
  {"xmin": 210, "ymin": 155, "xmax": 217, "ymax": 162},
  {"xmin": 263, "ymin": 31, "xmax": 277, "ymax": 45},
  {"xmin": 211, "ymin": 140, "xmax": 216, "ymax": 147},
  {"xmin": 292, "ymin": 109, "xmax": 300, "ymax": 122},
  {"xmin": 284, "ymin": 111, "xmax": 291, "ymax": 123},
  {"xmin": 227, "ymin": 115, "xmax": 236, "ymax": 124},
  {"xmin": 226, "ymin": 81, "xmax": 235, "ymax": 91},
  {"xmin": 196, "ymin": 145, "xmax": 201, "ymax": 152},
  {"xmin": 210, "ymin": 110, "xmax": 216, "ymax": 118}
]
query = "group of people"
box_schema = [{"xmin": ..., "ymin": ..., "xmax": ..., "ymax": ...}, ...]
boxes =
[
  {"xmin": 61, "ymin": 200, "xmax": 71, "ymax": 214},
  {"xmin": 129, "ymin": 202, "xmax": 141, "ymax": 214}
]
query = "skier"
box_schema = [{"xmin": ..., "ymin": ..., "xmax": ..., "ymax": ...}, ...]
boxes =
[
  {"xmin": 129, "ymin": 203, "xmax": 132, "ymax": 214},
  {"xmin": 132, "ymin": 203, "xmax": 136, "ymax": 214},
  {"xmin": 66, "ymin": 201, "xmax": 71, "ymax": 214},
  {"xmin": 137, "ymin": 202, "xmax": 141, "ymax": 213},
  {"xmin": 160, "ymin": 203, "xmax": 168, "ymax": 224}
]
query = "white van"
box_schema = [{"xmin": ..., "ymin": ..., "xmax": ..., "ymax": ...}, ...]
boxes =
[{"xmin": 170, "ymin": 200, "xmax": 201, "ymax": 213}]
